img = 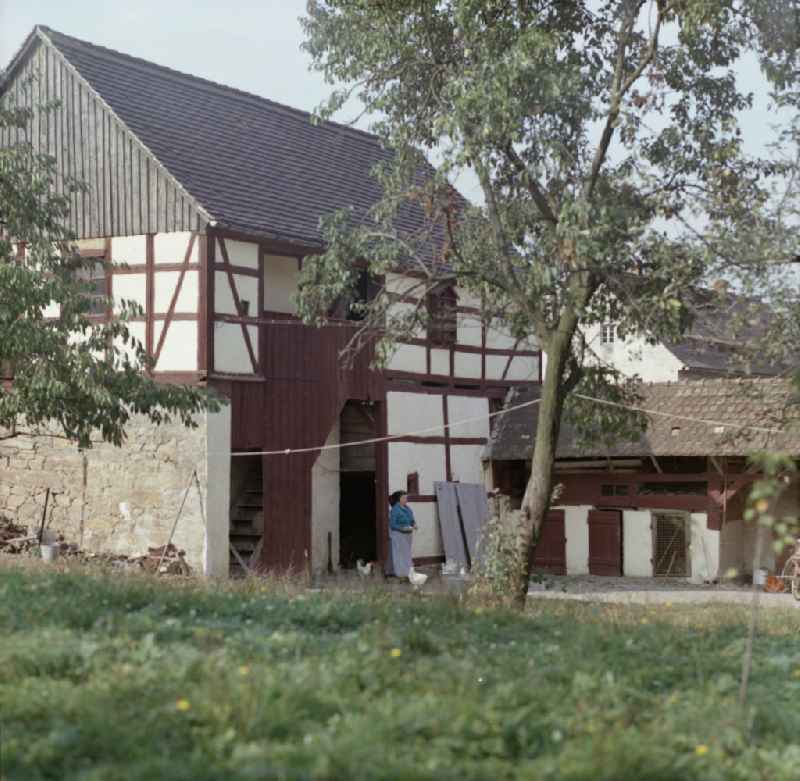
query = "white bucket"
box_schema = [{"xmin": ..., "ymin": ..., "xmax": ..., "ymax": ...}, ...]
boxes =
[
  {"xmin": 753, "ymin": 568, "xmax": 767, "ymax": 586},
  {"xmin": 40, "ymin": 543, "xmax": 59, "ymax": 563}
]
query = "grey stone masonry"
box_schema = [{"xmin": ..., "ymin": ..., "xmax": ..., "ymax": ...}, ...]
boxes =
[{"xmin": 0, "ymin": 415, "xmax": 210, "ymax": 570}]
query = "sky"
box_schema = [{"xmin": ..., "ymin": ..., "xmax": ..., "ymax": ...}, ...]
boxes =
[{"xmin": 0, "ymin": 0, "xmax": 793, "ymax": 209}]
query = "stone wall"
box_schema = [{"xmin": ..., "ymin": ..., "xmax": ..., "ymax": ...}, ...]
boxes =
[{"xmin": 0, "ymin": 415, "xmax": 212, "ymax": 571}]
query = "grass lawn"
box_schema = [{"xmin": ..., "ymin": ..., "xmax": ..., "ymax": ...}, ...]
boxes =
[{"xmin": 1, "ymin": 561, "xmax": 800, "ymax": 780}]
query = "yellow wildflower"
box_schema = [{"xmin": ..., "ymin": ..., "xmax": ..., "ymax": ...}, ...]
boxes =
[
  {"xmin": 239, "ymin": 665, "xmax": 251, "ymax": 676},
  {"xmin": 390, "ymin": 648, "xmax": 402, "ymax": 658},
  {"xmin": 695, "ymin": 744, "xmax": 709, "ymax": 756},
  {"xmin": 175, "ymin": 698, "xmax": 191, "ymax": 712}
]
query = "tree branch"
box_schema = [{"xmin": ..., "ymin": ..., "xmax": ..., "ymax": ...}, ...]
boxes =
[
  {"xmin": 504, "ymin": 144, "xmax": 559, "ymax": 225},
  {"xmin": 586, "ymin": 0, "xmax": 667, "ymax": 199}
]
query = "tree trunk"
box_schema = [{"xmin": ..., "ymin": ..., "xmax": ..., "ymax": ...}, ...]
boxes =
[{"xmin": 509, "ymin": 309, "xmax": 579, "ymax": 608}]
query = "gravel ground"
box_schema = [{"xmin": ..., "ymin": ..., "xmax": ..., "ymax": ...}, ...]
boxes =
[{"xmin": 528, "ymin": 574, "xmax": 798, "ymax": 608}]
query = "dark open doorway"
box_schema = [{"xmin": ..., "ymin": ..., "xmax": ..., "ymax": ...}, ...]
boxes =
[
  {"xmin": 339, "ymin": 471, "xmax": 377, "ymax": 568},
  {"xmin": 338, "ymin": 400, "xmax": 378, "ymax": 569}
]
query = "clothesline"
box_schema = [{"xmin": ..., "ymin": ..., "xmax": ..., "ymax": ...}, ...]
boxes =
[{"xmin": 210, "ymin": 390, "xmax": 785, "ymax": 458}]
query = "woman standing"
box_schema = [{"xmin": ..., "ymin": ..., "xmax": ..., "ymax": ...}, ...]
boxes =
[{"xmin": 386, "ymin": 490, "xmax": 416, "ymax": 580}]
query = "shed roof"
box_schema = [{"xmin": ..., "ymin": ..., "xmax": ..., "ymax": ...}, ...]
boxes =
[
  {"xmin": 10, "ymin": 26, "xmax": 454, "ymax": 247},
  {"xmin": 486, "ymin": 378, "xmax": 800, "ymax": 461}
]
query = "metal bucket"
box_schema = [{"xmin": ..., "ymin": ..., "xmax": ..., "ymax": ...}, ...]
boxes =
[
  {"xmin": 753, "ymin": 568, "xmax": 767, "ymax": 586},
  {"xmin": 40, "ymin": 543, "xmax": 59, "ymax": 563}
]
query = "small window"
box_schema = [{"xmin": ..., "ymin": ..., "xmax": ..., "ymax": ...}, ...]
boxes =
[
  {"xmin": 427, "ymin": 286, "xmax": 457, "ymax": 347},
  {"xmin": 601, "ymin": 484, "xmax": 629, "ymax": 497},
  {"xmin": 638, "ymin": 481, "xmax": 707, "ymax": 496},
  {"xmin": 328, "ymin": 269, "xmax": 375, "ymax": 321},
  {"xmin": 600, "ymin": 323, "xmax": 616, "ymax": 344},
  {"xmin": 74, "ymin": 260, "xmax": 108, "ymax": 315},
  {"xmin": 407, "ymin": 472, "xmax": 419, "ymax": 495}
]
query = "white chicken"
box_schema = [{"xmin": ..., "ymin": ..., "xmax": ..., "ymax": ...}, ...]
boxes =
[
  {"xmin": 356, "ymin": 559, "xmax": 373, "ymax": 577},
  {"xmin": 409, "ymin": 568, "xmax": 428, "ymax": 587}
]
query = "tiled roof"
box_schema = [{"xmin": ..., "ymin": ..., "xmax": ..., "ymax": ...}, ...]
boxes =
[
  {"xmin": 37, "ymin": 26, "xmax": 454, "ymax": 246},
  {"xmin": 486, "ymin": 378, "xmax": 800, "ymax": 460}
]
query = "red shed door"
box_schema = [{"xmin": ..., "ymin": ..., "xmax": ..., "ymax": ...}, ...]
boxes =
[
  {"xmin": 588, "ymin": 509, "xmax": 622, "ymax": 576},
  {"xmin": 531, "ymin": 510, "xmax": 566, "ymax": 574}
]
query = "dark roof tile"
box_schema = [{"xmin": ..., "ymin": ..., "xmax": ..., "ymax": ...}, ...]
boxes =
[{"xmin": 40, "ymin": 26, "xmax": 451, "ymax": 246}]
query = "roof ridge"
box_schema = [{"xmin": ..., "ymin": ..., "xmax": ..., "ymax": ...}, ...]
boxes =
[{"xmin": 38, "ymin": 25, "xmax": 387, "ymax": 150}]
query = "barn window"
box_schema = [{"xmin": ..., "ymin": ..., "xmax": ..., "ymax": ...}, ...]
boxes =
[
  {"xmin": 328, "ymin": 269, "xmax": 376, "ymax": 321},
  {"xmin": 74, "ymin": 259, "xmax": 108, "ymax": 316},
  {"xmin": 406, "ymin": 471, "xmax": 419, "ymax": 495},
  {"xmin": 638, "ymin": 481, "xmax": 707, "ymax": 496},
  {"xmin": 601, "ymin": 483, "xmax": 629, "ymax": 497},
  {"xmin": 600, "ymin": 323, "xmax": 616, "ymax": 344},
  {"xmin": 427, "ymin": 285, "xmax": 457, "ymax": 347}
]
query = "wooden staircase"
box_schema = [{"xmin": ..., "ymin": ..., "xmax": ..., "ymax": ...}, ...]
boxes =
[{"xmin": 229, "ymin": 476, "xmax": 264, "ymax": 577}]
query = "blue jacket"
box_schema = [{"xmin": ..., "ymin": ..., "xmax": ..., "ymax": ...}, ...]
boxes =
[{"xmin": 390, "ymin": 503, "xmax": 415, "ymax": 532}]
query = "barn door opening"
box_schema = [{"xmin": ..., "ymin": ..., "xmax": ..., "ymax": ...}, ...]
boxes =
[
  {"xmin": 531, "ymin": 510, "xmax": 566, "ymax": 574},
  {"xmin": 653, "ymin": 512, "xmax": 689, "ymax": 577},
  {"xmin": 588, "ymin": 509, "xmax": 623, "ymax": 576},
  {"xmin": 338, "ymin": 401, "xmax": 377, "ymax": 569}
]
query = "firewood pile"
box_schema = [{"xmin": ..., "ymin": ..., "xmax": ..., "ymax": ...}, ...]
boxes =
[
  {"xmin": 0, "ymin": 516, "xmax": 39, "ymax": 554},
  {"xmin": 0, "ymin": 516, "xmax": 191, "ymax": 575},
  {"xmin": 71, "ymin": 543, "xmax": 192, "ymax": 575}
]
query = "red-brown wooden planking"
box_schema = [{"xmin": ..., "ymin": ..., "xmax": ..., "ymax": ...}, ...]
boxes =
[
  {"xmin": 222, "ymin": 319, "xmax": 385, "ymax": 571},
  {"xmin": 587, "ymin": 509, "xmax": 623, "ymax": 576},
  {"xmin": 531, "ymin": 510, "xmax": 566, "ymax": 575}
]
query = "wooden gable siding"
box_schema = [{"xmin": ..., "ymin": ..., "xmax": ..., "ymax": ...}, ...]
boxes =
[{"xmin": 0, "ymin": 37, "xmax": 206, "ymax": 238}]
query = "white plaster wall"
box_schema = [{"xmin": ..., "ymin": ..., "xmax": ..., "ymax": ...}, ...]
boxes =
[
  {"xmin": 264, "ymin": 254, "xmax": 300, "ymax": 313},
  {"xmin": 411, "ymin": 503, "xmax": 442, "ymax": 558},
  {"xmin": 226, "ymin": 239, "xmax": 260, "ymax": 270},
  {"xmin": 387, "ymin": 392, "xmax": 443, "ymax": 436},
  {"xmin": 719, "ymin": 519, "xmax": 745, "ymax": 578},
  {"xmin": 563, "ymin": 505, "xmax": 590, "ymax": 575},
  {"xmin": 742, "ymin": 523, "xmax": 777, "ymax": 573},
  {"xmin": 505, "ymin": 355, "xmax": 539, "ymax": 381},
  {"xmin": 387, "ymin": 302, "xmax": 425, "ymax": 337},
  {"xmin": 386, "ymin": 343, "xmax": 427, "ymax": 373},
  {"xmin": 215, "ymin": 272, "xmax": 258, "ymax": 316},
  {"xmin": 154, "ymin": 231, "xmax": 198, "ymax": 265},
  {"xmin": 485, "ymin": 354, "xmax": 511, "ymax": 381},
  {"xmin": 154, "ymin": 270, "xmax": 199, "ymax": 314},
  {"xmin": 113, "ymin": 274, "xmax": 147, "ymax": 313},
  {"xmin": 430, "ymin": 348, "xmax": 450, "ymax": 376},
  {"xmin": 690, "ymin": 512, "xmax": 720, "ymax": 581},
  {"xmin": 450, "ymin": 445, "xmax": 486, "ymax": 485},
  {"xmin": 214, "ymin": 322, "xmax": 255, "ymax": 374},
  {"xmin": 447, "ymin": 396, "xmax": 490, "ymax": 438},
  {"xmin": 113, "ymin": 321, "xmax": 147, "ymax": 369},
  {"xmin": 584, "ymin": 325, "xmax": 684, "ymax": 382},
  {"xmin": 205, "ymin": 405, "xmax": 232, "ymax": 577},
  {"xmin": 153, "ymin": 320, "xmax": 198, "ymax": 372},
  {"xmin": 455, "ymin": 286, "xmax": 481, "ymax": 310},
  {"xmin": 42, "ymin": 301, "xmax": 61, "ymax": 319},
  {"xmin": 111, "ymin": 235, "xmax": 147, "ymax": 265},
  {"xmin": 453, "ymin": 350, "xmax": 482, "ymax": 379},
  {"xmin": 386, "ymin": 272, "xmax": 422, "ymax": 298},
  {"xmin": 485, "ymin": 322, "xmax": 518, "ymax": 350},
  {"xmin": 457, "ymin": 313, "xmax": 483, "ymax": 347},
  {"xmin": 388, "ymin": 441, "xmax": 446, "ymax": 494},
  {"xmin": 311, "ymin": 422, "xmax": 340, "ymax": 574},
  {"xmin": 623, "ymin": 510, "xmax": 653, "ymax": 577}
]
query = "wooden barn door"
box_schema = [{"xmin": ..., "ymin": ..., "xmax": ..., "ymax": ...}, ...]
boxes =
[
  {"xmin": 588, "ymin": 510, "xmax": 623, "ymax": 576},
  {"xmin": 531, "ymin": 510, "xmax": 566, "ymax": 574}
]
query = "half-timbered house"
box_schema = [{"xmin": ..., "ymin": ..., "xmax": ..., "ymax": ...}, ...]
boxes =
[{"xmin": 0, "ymin": 27, "xmax": 540, "ymax": 575}]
